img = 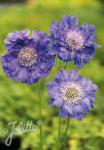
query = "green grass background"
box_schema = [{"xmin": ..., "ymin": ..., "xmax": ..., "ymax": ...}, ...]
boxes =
[{"xmin": 0, "ymin": 0, "xmax": 104, "ymax": 149}]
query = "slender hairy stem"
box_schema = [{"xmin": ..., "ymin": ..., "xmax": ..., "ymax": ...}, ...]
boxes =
[
  {"xmin": 58, "ymin": 116, "xmax": 61, "ymax": 149},
  {"xmin": 38, "ymin": 80, "xmax": 43, "ymax": 150},
  {"xmin": 64, "ymin": 62, "xmax": 67, "ymax": 69},
  {"xmin": 62, "ymin": 118, "xmax": 70, "ymax": 149}
]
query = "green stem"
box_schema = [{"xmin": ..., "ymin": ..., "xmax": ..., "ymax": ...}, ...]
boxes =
[
  {"xmin": 38, "ymin": 80, "xmax": 43, "ymax": 150},
  {"xmin": 62, "ymin": 118, "xmax": 70, "ymax": 150},
  {"xmin": 58, "ymin": 116, "xmax": 61, "ymax": 149},
  {"xmin": 64, "ymin": 62, "xmax": 67, "ymax": 69}
]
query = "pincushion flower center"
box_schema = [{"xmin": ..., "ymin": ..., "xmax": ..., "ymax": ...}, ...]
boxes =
[
  {"xmin": 62, "ymin": 83, "xmax": 83, "ymax": 103},
  {"xmin": 66, "ymin": 31, "xmax": 83, "ymax": 51},
  {"xmin": 65, "ymin": 87, "xmax": 79, "ymax": 100},
  {"xmin": 18, "ymin": 47, "xmax": 37, "ymax": 67}
]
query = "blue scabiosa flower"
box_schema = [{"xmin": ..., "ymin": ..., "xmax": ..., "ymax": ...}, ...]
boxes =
[
  {"xmin": 50, "ymin": 16, "xmax": 99, "ymax": 68},
  {"xmin": 2, "ymin": 30, "xmax": 55, "ymax": 84},
  {"xmin": 47, "ymin": 69, "xmax": 97, "ymax": 120}
]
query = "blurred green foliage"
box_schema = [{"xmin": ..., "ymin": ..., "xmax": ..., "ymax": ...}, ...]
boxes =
[{"xmin": 0, "ymin": 0, "xmax": 104, "ymax": 149}]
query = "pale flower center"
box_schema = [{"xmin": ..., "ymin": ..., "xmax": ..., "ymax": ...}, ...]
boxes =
[
  {"xmin": 65, "ymin": 87, "xmax": 79, "ymax": 100},
  {"xmin": 18, "ymin": 47, "xmax": 37, "ymax": 67},
  {"xmin": 66, "ymin": 31, "xmax": 83, "ymax": 51},
  {"xmin": 61, "ymin": 83, "xmax": 83, "ymax": 104}
]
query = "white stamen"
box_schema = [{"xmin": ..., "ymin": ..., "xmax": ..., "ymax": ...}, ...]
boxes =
[
  {"xmin": 60, "ymin": 83, "xmax": 84, "ymax": 104},
  {"xmin": 18, "ymin": 47, "xmax": 37, "ymax": 67},
  {"xmin": 66, "ymin": 31, "xmax": 83, "ymax": 51}
]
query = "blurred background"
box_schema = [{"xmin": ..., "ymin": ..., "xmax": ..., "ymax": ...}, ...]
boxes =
[{"xmin": 0, "ymin": 0, "xmax": 104, "ymax": 150}]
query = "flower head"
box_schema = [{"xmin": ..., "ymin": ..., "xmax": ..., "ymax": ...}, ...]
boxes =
[
  {"xmin": 50, "ymin": 16, "xmax": 99, "ymax": 68},
  {"xmin": 2, "ymin": 30, "xmax": 55, "ymax": 84},
  {"xmin": 47, "ymin": 69, "xmax": 98, "ymax": 120}
]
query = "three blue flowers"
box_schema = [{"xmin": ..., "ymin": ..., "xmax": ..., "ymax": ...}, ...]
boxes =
[{"xmin": 1, "ymin": 16, "xmax": 99, "ymax": 120}]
